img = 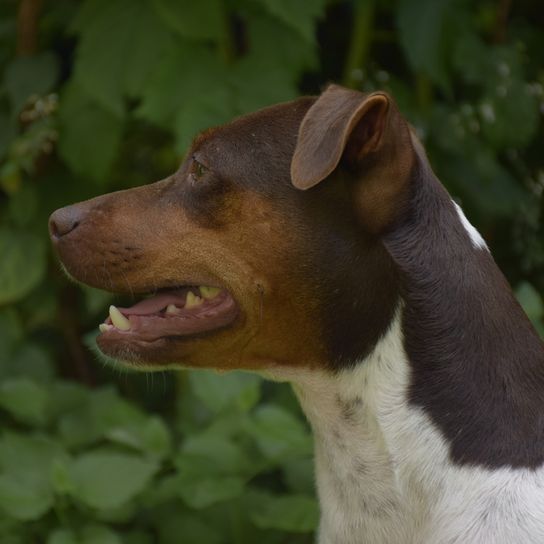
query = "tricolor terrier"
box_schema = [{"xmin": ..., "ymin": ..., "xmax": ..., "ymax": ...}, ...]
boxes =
[{"xmin": 49, "ymin": 84, "xmax": 544, "ymax": 544}]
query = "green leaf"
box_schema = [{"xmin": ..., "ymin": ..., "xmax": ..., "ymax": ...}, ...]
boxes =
[
  {"xmin": 253, "ymin": 0, "xmax": 327, "ymax": 43},
  {"xmin": 244, "ymin": 13, "xmax": 317, "ymax": 83},
  {"xmin": 249, "ymin": 404, "xmax": 312, "ymax": 460},
  {"xmin": 453, "ymin": 38, "xmax": 524, "ymax": 88},
  {"xmin": 151, "ymin": 0, "xmax": 224, "ymax": 41},
  {"xmin": 72, "ymin": 0, "xmax": 174, "ymax": 114},
  {"xmin": 7, "ymin": 183, "xmax": 38, "ymax": 227},
  {"xmin": 89, "ymin": 387, "xmax": 144, "ymax": 428},
  {"xmin": 56, "ymin": 385, "xmax": 150, "ymax": 450},
  {"xmin": 51, "ymin": 457, "xmax": 74, "ymax": 495},
  {"xmin": 0, "ymin": 473, "xmax": 53, "ymax": 521},
  {"xmin": 106, "ymin": 416, "xmax": 172, "ymax": 460},
  {"xmin": 0, "ymin": 378, "xmax": 49, "ymax": 425},
  {"xmin": 140, "ymin": 474, "xmax": 180, "ymax": 507},
  {"xmin": 0, "ymin": 432, "xmax": 68, "ymax": 478},
  {"xmin": 82, "ymin": 285, "xmax": 114, "ymax": 317},
  {"xmin": 231, "ymin": 54, "xmax": 299, "ymax": 114},
  {"xmin": 138, "ymin": 45, "xmax": 233, "ymax": 147},
  {"xmin": 0, "ymin": 309, "xmax": 22, "ymax": 361},
  {"xmin": 177, "ymin": 474, "xmax": 245, "ymax": 509},
  {"xmin": 452, "ymin": 33, "xmax": 493, "ymax": 85},
  {"xmin": 68, "ymin": 449, "xmax": 158, "ymax": 509},
  {"xmin": 58, "ymin": 81, "xmax": 123, "ymax": 183},
  {"xmin": 47, "ymin": 529, "xmax": 78, "ymax": 544},
  {"xmin": 177, "ymin": 433, "xmax": 253, "ymax": 476},
  {"xmin": 48, "ymin": 525, "xmax": 122, "ymax": 544},
  {"xmin": 156, "ymin": 513, "xmax": 223, "ymax": 544},
  {"xmin": 0, "ymin": 113, "xmax": 16, "ymax": 160},
  {"xmin": 124, "ymin": 531, "xmax": 154, "ymax": 544},
  {"xmin": 479, "ymin": 79, "xmax": 539, "ymax": 149},
  {"xmin": 80, "ymin": 525, "xmax": 123, "ymax": 544},
  {"xmin": 397, "ymin": 0, "xmax": 454, "ymax": 88},
  {"xmin": 138, "ymin": 13, "xmax": 314, "ymax": 150},
  {"xmin": 0, "ymin": 228, "xmax": 46, "ymax": 305},
  {"xmin": 516, "ymin": 282, "xmax": 544, "ymax": 322},
  {"xmin": 0, "ymin": 433, "xmax": 68, "ymax": 521},
  {"xmin": 174, "ymin": 434, "xmax": 251, "ymax": 508},
  {"xmin": 3, "ymin": 52, "xmax": 59, "ymax": 113},
  {"xmin": 250, "ymin": 493, "xmax": 319, "ymax": 533},
  {"xmin": 189, "ymin": 370, "xmax": 261, "ymax": 414},
  {"xmin": 173, "ymin": 85, "xmax": 233, "ymax": 152},
  {"xmin": 50, "ymin": 381, "xmax": 91, "ymax": 423},
  {"xmin": 282, "ymin": 457, "xmax": 315, "ymax": 494},
  {"xmin": 57, "ymin": 411, "xmax": 99, "ymax": 450},
  {"xmin": 440, "ymin": 141, "xmax": 526, "ymax": 218},
  {"xmin": 8, "ymin": 344, "xmax": 54, "ymax": 382}
]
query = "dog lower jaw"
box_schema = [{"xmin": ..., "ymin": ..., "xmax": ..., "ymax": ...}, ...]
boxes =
[
  {"xmin": 95, "ymin": 319, "xmax": 243, "ymax": 369},
  {"xmin": 96, "ymin": 334, "xmax": 171, "ymax": 367}
]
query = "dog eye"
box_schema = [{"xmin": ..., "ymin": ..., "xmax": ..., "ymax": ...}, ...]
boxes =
[{"xmin": 190, "ymin": 158, "xmax": 208, "ymax": 180}]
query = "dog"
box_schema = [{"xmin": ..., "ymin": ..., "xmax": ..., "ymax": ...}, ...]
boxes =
[{"xmin": 49, "ymin": 84, "xmax": 544, "ymax": 544}]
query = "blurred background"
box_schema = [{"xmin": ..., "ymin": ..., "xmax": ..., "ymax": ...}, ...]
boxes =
[{"xmin": 0, "ymin": 0, "xmax": 543, "ymax": 542}]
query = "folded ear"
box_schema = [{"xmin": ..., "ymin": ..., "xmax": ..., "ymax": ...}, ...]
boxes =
[{"xmin": 291, "ymin": 84, "xmax": 415, "ymax": 233}]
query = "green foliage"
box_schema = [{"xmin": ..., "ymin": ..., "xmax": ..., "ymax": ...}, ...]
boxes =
[
  {"xmin": 0, "ymin": 368, "xmax": 315, "ymax": 542},
  {"xmin": 0, "ymin": 0, "xmax": 542, "ymax": 542},
  {"xmin": 250, "ymin": 493, "xmax": 319, "ymax": 533},
  {"xmin": 0, "ymin": 227, "xmax": 46, "ymax": 304}
]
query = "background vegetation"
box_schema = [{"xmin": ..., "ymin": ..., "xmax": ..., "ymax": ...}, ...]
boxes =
[{"xmin": 0, "ymin": 0, "xmax": 543, "ymax": 542}]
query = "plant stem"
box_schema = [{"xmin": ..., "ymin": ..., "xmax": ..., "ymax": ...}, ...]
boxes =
[
  {"xmin": 343, "ymin": 0, "xmax": 376, "ymax": 88},
  {"xmin": 416, "ymin": 72, "xmax": 432, "ymax": 114},
  {"xmin": 16, "ymin": 0, "xmax": 43, "ymax": 56},
  {"xmin": 219, "ymin": 0, "xmax": 235, "ymax": 65},
  {"xmin": 494, "ymin": 0, "xmax": 512, "ymax": 43}
]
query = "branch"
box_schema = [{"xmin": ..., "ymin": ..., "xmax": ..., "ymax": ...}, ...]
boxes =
[
  {"xmin": 16, "ymin": 0, "xmax": 43, "ymax": 56},
  {"xmin": 493, "ymin": 0, "xmax": 512, "ymax": 43},
  {"xmin": 342, "ymin": 0, "xmax": 376, "ymax": 88},
  {"xmin": 56, "ymin": 280, "xmax": 96, "ymax": 386}
]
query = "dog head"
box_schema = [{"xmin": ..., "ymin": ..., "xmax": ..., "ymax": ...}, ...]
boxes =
[{"xmin": 49, "ymin": 84, "xmax": 416, "ymax": 372}]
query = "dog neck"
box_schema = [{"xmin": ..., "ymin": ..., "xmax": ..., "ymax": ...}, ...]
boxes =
[
  {"xmin": 285, "ymin": 306, "xmax": 544, "ymax": 544},
  {"xmin": 383, "ymin": 151, "xmax": 544, "ymax": 468},
  {"xmin": 288, "ymin": 312, "xmax": 418, "ymax": 544},
  {"xmin": 268, "ymin": 149, "xmax": 544, "ymax": 543}
]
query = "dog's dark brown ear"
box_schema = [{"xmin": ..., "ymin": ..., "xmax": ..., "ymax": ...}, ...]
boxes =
[{"xmin": 291, "ymin": 84, "xmax": 415, "ymax": 232}]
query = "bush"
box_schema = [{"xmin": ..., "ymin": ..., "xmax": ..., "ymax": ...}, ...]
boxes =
[{"xmin": 0, "ymin": 0, "xmax": 543, "ymax": 541}]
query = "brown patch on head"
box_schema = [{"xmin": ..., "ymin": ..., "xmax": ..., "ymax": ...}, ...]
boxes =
[{"xmin": 49, "ymin": 86, "xmax": 413, "ymax": 372}]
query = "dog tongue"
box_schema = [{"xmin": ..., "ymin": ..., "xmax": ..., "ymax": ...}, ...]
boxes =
[{"xmin": 118, "ymin": 290, "xmax": 189, "ymax": 316}]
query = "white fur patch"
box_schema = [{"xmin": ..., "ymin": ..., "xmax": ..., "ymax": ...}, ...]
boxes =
[
  {"xmin": 270, "ymin": 313, "xmax": 544, "ymax": 543},
  {"xmin": 453, "ymin": 201, "xmax": 488, "ymax": 250}
]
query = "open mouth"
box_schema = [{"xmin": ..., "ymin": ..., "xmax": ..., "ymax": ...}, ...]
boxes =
[{"xmin": 98, "ymin": 286, "xmax": 239, "ymax": 343}]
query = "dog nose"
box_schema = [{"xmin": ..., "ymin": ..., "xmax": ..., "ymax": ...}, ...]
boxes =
[{"xmin": 49, "ymin": 205, "xmax": 84, "ymax": 239}]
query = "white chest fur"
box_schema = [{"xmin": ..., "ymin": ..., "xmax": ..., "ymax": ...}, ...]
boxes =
[{"xmin": 277, "ymin": 314, "xmax": 544, "ymax": 544}]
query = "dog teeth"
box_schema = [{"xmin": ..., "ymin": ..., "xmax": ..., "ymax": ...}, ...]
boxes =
[
  {"xmin": 109, "ymin": 305, "xmax": 131, "ymax": 331},
  {"xmin": 99, "ymin": 323, "xmax": 113, "ymax": 333},
  {"xmin": 200, "ymin": 286, "xmax": 221, "ymax": 299},
  {"xmin": 185, "ymin": 291, "xmax": 203, "ymax": 309},
  {"xmin": 165, "ymin": 304, "xmax": 180, "ymax": 315}
]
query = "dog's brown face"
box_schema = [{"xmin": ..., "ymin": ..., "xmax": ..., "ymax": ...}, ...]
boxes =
[{"xmin": 49, "ymin": 85, "xmax": 414, "ymax": 372}]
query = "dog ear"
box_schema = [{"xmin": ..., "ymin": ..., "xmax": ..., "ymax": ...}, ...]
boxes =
[{"xmin": 291, "ymin": 84, "xmax": 415, "ymax": 233}]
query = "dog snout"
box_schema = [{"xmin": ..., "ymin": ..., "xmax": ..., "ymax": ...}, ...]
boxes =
[{"xmin": 49, "ymin": 204, "xmax": 86, "ymax": 240}]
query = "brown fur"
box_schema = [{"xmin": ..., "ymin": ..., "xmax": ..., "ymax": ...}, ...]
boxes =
[{"xmin": 50, "ymin": 87, "xmax": 406, "ymax": 373}]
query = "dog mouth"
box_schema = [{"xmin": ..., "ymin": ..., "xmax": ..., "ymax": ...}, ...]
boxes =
[{"xmin": 98, "ymin": 286, "xmax": 239, "ymax": 343}]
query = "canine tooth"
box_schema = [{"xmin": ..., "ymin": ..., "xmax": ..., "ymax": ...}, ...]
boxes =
[
  {"xmin": 109, "ymin": 305, "xmax": 131, "ymax": 331},
  {"xmin": 165, "ymin": 304, "xmax": 179, "ymax": 315},
  {"xmin": 200, "ymin": 286, "xmax": 221, "ymax": 299},
  {"xmin": 99, "ymin": 323, "xmax": 112, "ymax": 333},
  {"xmin": 185, "ymin": 291, "xmax": 203, "ymax": 309}
]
